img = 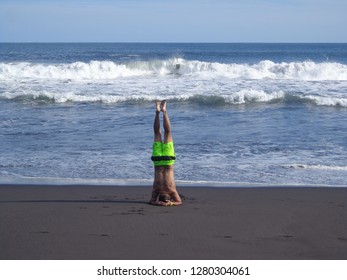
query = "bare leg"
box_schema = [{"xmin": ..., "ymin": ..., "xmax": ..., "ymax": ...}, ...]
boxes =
[
  {"xmin": 161, "ymin": 100, "xmax": 173, "ymax": 143},
  {"xmin": 154, "ymin": 101, "xmax": 162, "ymax": 142}
]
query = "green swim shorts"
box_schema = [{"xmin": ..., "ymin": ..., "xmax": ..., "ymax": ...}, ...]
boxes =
[{"xmin": 151, "ymin": 142, "xmax": 176, "ymax": 166}]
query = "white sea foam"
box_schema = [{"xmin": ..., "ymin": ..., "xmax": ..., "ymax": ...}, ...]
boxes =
[
  {"xmin": 222, "ymin": 89, "xmax": 285, "ymax": 104},
  {"xmin": 303, "ymin": 95, "xmax": 347, "ymax": 107},
  {"xmin": 2, "ymin": 88, "xmax": 347, "ymax": 107},
  {"xmin": 287, "ymin": 164, "xmax": 347, "ymax": 171},
  {"xmin": 1, "ymin": 59, "xmax": 347, "ymax": 81},
  {"xmin": 1, "ymin": 90, "xmax": 150, "ymax": 103},
  {"xmin": 0, "ymin": 89, "xmax": 287, "ymax": 105},
  {"xmin": 0, "ymin": 61, "xmax": 149, "ymax": 80}
]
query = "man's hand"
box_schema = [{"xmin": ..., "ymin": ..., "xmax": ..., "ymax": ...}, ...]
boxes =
[
  {"xmin": 149, "ymin": 200, "xmax": 172, "ymax": 206},
  {"xmin": 159, "ymin": 200, "xmax": 181, "ymax": 206},
  {"xmin": 157, "ymin": 200, "xmax": 171, "ymax": 206}
]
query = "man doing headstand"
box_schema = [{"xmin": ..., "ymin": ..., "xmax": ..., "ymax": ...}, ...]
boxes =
[{"xmin": 149, "ymin": 100, "xmax": 182, "ymax": 206}]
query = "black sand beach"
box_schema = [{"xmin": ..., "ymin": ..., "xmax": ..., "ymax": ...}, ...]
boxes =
[{"xmin": 0, "ymin": 185, "xmax": 346, "ymax": 260}]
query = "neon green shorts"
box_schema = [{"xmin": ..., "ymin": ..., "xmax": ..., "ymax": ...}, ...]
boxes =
[{"xmin": 151, "ymin": 142, "xmax": 176, "ymax": 166}]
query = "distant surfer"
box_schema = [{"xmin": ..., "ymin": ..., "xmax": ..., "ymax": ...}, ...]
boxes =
[{"xmin": 149, "ymin": 100, "xmax": 182, "ymax": 206}]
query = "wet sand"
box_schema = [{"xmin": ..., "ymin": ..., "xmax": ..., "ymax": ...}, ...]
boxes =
[{"xmin": 0, "ymin": 185, "xmax": 346, "ymax": 260}]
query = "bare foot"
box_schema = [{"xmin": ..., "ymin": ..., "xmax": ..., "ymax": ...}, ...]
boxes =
[
  {"xmin": 160, "ymin": 100, "xmax": 167, "ymax": 113},
  {"xmin": 155, "ymin": 100, "xmax": 161, "ymax": 113}
]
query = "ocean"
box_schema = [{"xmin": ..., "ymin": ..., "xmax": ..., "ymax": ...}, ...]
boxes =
[{"xmin": 0, "ymin": 43, "xmax": 347, "ymax": 186}]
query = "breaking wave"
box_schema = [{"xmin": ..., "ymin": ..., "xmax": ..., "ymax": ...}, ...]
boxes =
[
  {"xmin": 1, "ymin": 59, "xmax": 347, "ymax": 81},
  {"xmin": 3, "ymin": 89, "xmax": 347, "ymax": 108},
  {"xmin": 1, "ymin": 58, "xmax": 347, "ymax": 107},
  {"xmin": 0, "ymin": 89, "xmax": 285, "ymax": 104}
]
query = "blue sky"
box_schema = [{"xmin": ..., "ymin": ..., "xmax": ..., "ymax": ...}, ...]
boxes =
[{"xmin": 0, "ymin": 0, "xmax": 346, "ymax": 42}]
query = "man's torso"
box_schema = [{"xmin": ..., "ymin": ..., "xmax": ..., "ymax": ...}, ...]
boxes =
[{"xmin": 153, "ymin": 165, "xmax": 176, "ymax": 193}]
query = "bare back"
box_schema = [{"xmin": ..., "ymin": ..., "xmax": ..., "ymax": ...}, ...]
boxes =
[{"xmin": 153, "ymin": 165, "xmax": 176, "ymax": 193}]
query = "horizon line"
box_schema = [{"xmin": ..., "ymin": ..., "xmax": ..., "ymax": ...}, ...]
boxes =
[{"xmin": 1, "ymin": 41, "xmax": 347, "ymax": 44}]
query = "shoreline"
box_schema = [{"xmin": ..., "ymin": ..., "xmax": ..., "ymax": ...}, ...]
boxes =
[
  {"xmin": 1, "ymin": 185, "xmax": 346, "ymax": 260},
  {"xmin": 1, "ymin": 177, "xmax": 347, "ymax": 188}
]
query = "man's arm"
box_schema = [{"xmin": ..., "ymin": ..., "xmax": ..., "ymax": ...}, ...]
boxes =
[
  {"xmin": 153, "ymin": 192, "xmax": 182, "ymax": 207},
  {"xmin": 150, "ymin": 200, "xmax": 171, "ymax": 206},
  {"xmin": 149, "ymin": 190, "xmax": 182, "ymax": 206},
  {"xmin": 150, "ymin": 200, "xmax": 181, "ymax": 206},
  {"xmin": 149, "ymin": 191, "xmax": 172, "ymax": 206},
  {"xmin": 170, "ymin": 192, "xmax": 182, "ymax": 206},
  {"xmin": 149, "ymin": 190, "xmax": 159, "ymax": 205}
]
